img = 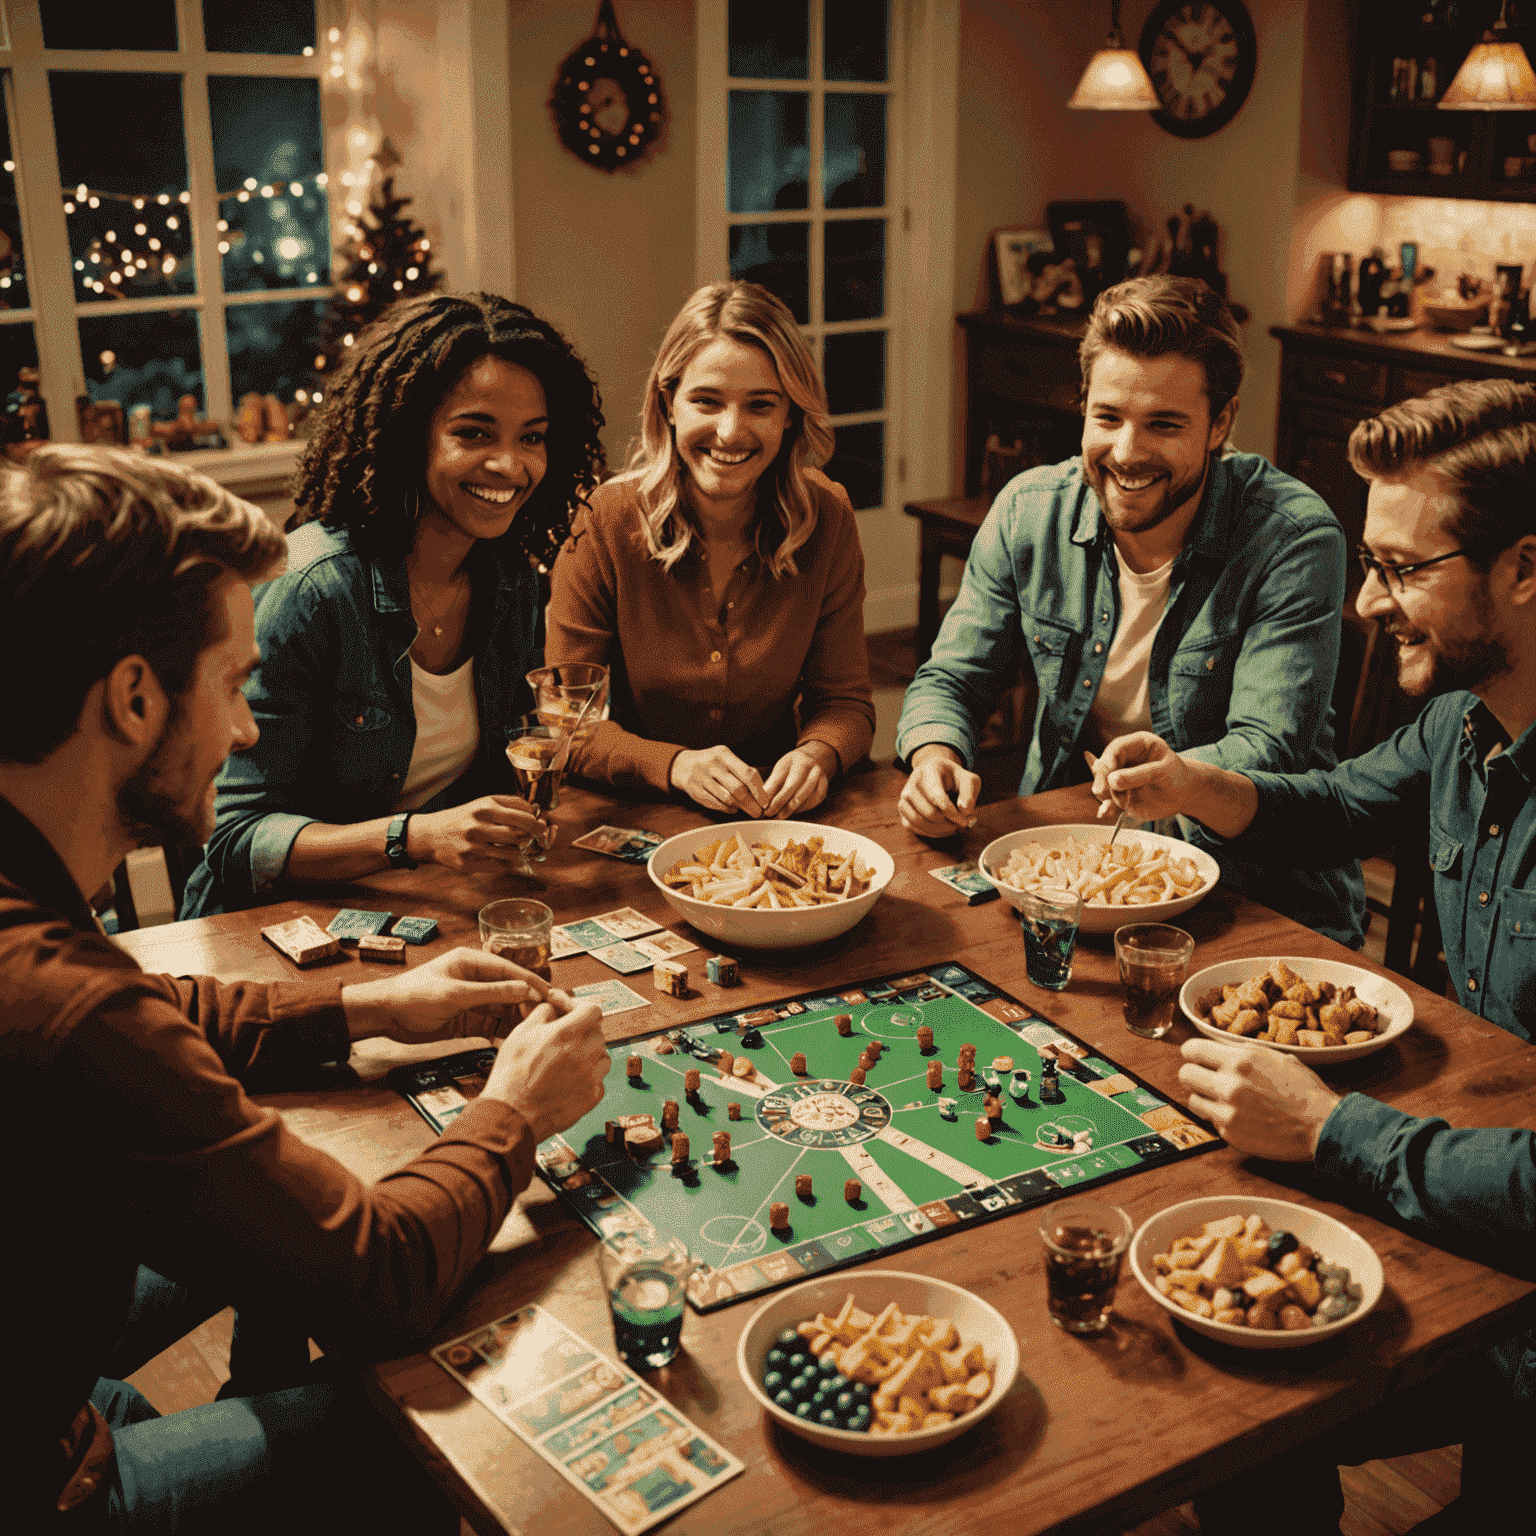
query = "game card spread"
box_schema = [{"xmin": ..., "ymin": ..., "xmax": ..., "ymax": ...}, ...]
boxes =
[
  {"xmin": 432, "ymin": 1305, "xmax": 742, "ymax": 1534},
  {"xmin": 590, "ymin": 941, "xmax": 656, "ymax": 975},
  {"xmin": 555, "ymin": 911, "xmax": 667, "ymax": 959},
  {"xmin": 573, "ymin": 826, "xmax": 666, "ymax": 863}
]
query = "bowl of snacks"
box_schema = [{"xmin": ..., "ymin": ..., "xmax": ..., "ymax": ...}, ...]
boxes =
[
  {"xmin": 648, "ymin": 821, "xmax": 894, "ymax": 949},
  {"xmin": 736, "ymin": 1270, "xmax": 1019, "ymax": 1453},
  {"xmin": 978, "ymin": 824, "xmax": 1219, "ymax": 935},
  {"xmin": 1181, "ymin": 956, "xmax": 1414, "ymax": 1063},
  {"xmin": 1422, "ymin": 297, "xmax": 1489, "ymax": 332},
  {"xmin": 1129, "ymin": 1197, "xmax": 1383, "ymax": 1349}
]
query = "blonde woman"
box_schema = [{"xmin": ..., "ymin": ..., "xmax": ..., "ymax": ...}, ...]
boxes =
[{"xmin": 547, "ymin": 281, "xmax": 874, "ymax": 818}]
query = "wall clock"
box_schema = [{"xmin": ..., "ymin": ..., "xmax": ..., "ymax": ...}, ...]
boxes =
[
  {"xmin": 1138, "ymin": 0, "xmax": 1258, "ymax": 139},
  {"xmin": 550, "ymin": 1, "xmax": 667, "ymax": 172}
]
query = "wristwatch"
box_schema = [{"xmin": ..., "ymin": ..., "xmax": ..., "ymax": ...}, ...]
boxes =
[{"xmin": 385, "ymin": 812, "xmax": 417, "ymax": 870}]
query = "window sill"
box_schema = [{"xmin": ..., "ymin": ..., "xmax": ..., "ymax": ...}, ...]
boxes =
[{"xmin": 171, "ymin": 439, "xmax": 302, "ymax": 499}]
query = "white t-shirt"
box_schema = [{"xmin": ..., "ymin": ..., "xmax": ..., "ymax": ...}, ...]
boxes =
[
  {"xmin": 1087, "ymin": 554, "xmax": 1175, "ymax": 750},
  {"xmin": 395, "ymin": 656, "xmax": 479, "ymax": 810}
]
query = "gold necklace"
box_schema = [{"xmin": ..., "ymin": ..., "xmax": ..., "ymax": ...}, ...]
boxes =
[{"xmin": 410, "ymin": 575, "xmax": 468, "ymax": 638}]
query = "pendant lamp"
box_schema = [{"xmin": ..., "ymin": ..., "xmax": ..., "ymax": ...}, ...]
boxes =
[
  {"xmin": 1439, "ymin": 0, "xmax": 1536, "ymax": 110},
  {"xmin": 1069, "ymin": 0, "xmax": 1160, "ymax": 110}
]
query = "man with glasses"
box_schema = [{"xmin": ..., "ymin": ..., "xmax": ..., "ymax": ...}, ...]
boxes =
[{"xmin": 1089, "ymin": 377, "xmax": 1536, "ymax": 1534}]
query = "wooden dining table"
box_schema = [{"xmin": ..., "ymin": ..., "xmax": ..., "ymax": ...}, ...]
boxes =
[{"xmin": 115, "ymin": 765, "xmax": 1536, "ymax": 1536}]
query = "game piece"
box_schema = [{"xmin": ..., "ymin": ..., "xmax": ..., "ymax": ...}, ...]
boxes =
[
  {"xmin": 390, "ymin": 915, "xmax": 438, "ymax": 945},
  {"xmin": 605, "ymin": 1120, "xmax": 619, "ymax": 1145},
  {"xmin": 671, "ymin": 1132, "xmax": 690, "ymax": 1164},
  {"xmin": 1040, "ymin": 1059, "xmax": 1064, "ymax": 1104},
  {"xmin": 957, "ymin": 1066, "xmax": 975, "ymax": 1092},
  {"xmin": 662, "ymin": 1099, "xmax": 679, "ymax": 1132},
  {"xmin": 916, "ymin": 1025, "xmax": 934, "ymax": 1051},
  {"xmin": 562, "ymin": 1170, "xmax": 593, "ymax": 1189},
  {"xmin": 985, "ymin": 1094, "xmax": 1003, "ymax": 1126},
  {"xmin": 626, "ymin": 1054, "xmax": 643, "ymax": 1081},
  {"xmin": 625, "ymin": 1123, "xmax": 663, "ymax": 1155},
  {"xmin": 744, "ymin": 1009, "xmax": 777, "ymax": 1028},
  {"xmin": 795, "ymin": 1174, "xmax": 813, "ymax": 1200},
  {"xmin": 769, "ymin": 1201, "xmax": 790, "ymax": 1231},
  {"xmin": 790, "ymin": 1051, "xmax": 808, "ymax": 1075},
  {"xmin": 992, "ymin": 1055, "xmax": 1015, "ymax": 1073},
  {"xmin": 938, "ymin": 1097, "xmax": 957, "ymax": 1120},
  {"xmin": 959, "ymin": 1043, "xmax": 977, "ymax": 1064},
  {"xmin": 654, "ymin": 959, "xmax": 689, "ymax": 996},
  {"xmin": 654, "ymin": 1038, "xmax": 676, "ymax": 1054},
  {"xmin": 866, "ymin": 1040, "xmax": 883, "ymax": 1061},
  {"xmin": 926, "ymin": 1061, "xmax": 943, "ymax": 1091},
  {"xmin": 261, "ymin": 915, "xmax": 341, "ymax": 967},
  {"xmin": 357, "ymin": 933, "xmax": 406, "ymax": 963},
  {"xmin": 706, "ymin": 955, "xmax": 739, "ymax": 986},
  {"xmin": 327, "ymin": 908, "xmax": 393, "ymax": 944},
  {"xmin": 685, "ymin": 1067, "xmax": 701, "ymax": 1094},
  {"xmin": 732, "ymin": 1057, "xmax": 755, "ymax": 1080},
  {"xmin": 835, "ymin": 1013, "xmax": 853, "ymax": 1036},
  {"xmin": 848, "ymin": 1066, "xmax": 866, "ymax": 1085},
  {"xmin": 857, "ymin": 1050, "xmax": 874, "ymax": 1072},
  {"xmin": 845, "ymin": 1178, "xmax": 862, "ymax": 1203},
  {"xmin": 975, "ymin": 1116, "xmax": 991, "ymax": 1142},
  {"xmin": 615, "ymin": 1113, "xmax": 656, "ymax": 1130},
  {"xmin": 728, "ymin": 1101, "xmax": 742, "ymax": 1120},
  {"xmin": 740, "ymin": 1027, "xmax": 764, "ymax": 1049},
  {"xmin": 984, "ymin": 1070, "xmax": 1001, "ymax": 1093},
  {"xmin": 712, "ymin": 1130, "xmax": 731, "ymax": 1165},
  {"xmin": 717, "ymin": 1049, "xmax": 735, "ymax": 1077},
  {"xmin": 1009, "ymin": 1069, "xmax": 1032, "ymax": 1104}
]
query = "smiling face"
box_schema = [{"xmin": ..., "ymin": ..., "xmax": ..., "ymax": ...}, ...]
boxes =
[
  {"xmin": 1081, "ymin": 348, "xmax": 1236, "ymax": 556},
  {"xmin": 1358, "ymin": 472, "xmax": 1511, "ymax": 698},
  {"xmin": 421, "ymin": 355, "xmax": 549, "ymax": 548},
  {"xmin": 668, "ymin": 336, "xmax": 792, "ymax": 522}
]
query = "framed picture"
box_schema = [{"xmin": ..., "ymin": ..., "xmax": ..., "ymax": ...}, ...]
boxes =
[
  {"xmin": 991, "ymin": 227, "xmax": 1055, "ymax": 308},
  {"xmin": 1045, "ymin": 200, "xmax": 1135, "ymax": 306}
]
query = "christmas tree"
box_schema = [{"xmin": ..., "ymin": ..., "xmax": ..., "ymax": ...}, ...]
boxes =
[{"xmin": 308, "ymin": 158, "xmax": 442, "ymax": 396}]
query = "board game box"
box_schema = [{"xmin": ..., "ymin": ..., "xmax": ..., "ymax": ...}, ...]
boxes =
[{"xmin": 388, "ymin": 962, "xmax": 1220, "ymax": 1312}]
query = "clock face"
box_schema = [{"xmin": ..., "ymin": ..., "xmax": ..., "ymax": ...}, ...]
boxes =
[{"xmin": 1139, "ymin": 0, "xmax": 1257, "ymax": 140}]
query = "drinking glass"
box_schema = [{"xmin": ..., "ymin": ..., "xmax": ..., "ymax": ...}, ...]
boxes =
[
  {"xmin": 1039, "ymin": 1199, "xmax": 1133, "ymax": 1334},
  {"xmin": 505, "ymin": 715, "xmax": 569, "ymax": 861},
  {"xmin": 1018, "ymin": 888, "xmax": 1083, "ymax": 990},
  {"xmin": 596, "ymin": 1228, "xmax": 695, "ymax": 1369},
  {"xmin": 1115, "ymin": 924, "xmax": 1196, "ymax": 1038},
  {"xmin": 526, "ymin": 663, "xmax": 609, "ymax": 806},
  {"xmin": 478, "ymin": 898, "xmax": 553, "ymax": 981}
]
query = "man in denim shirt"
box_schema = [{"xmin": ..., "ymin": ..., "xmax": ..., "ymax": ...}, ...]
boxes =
[
  {"xmin": 896, "ymin": 277, "xmax": 1364, "ymax": 945},
  {"xmin": 1094, "ymin": 377, "xmax": 1536, "ymax": 1532}
]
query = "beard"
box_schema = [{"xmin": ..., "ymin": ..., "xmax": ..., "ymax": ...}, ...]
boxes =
[
  {"xmin": 1083, "ymin": 452, "xmax": 1211, "ymax": 537},
  {"xmin": 117, "ymin": 704, "xmax": 215, "ymax": 849},
  {"xmin": 1390, "ymin": 577, "xmax": 1513, "ymax": 698}
]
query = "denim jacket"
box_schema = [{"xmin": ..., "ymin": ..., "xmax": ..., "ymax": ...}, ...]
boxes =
[
  {"xmin": 181, "ymin": 521, "xmax": 543, "ymax": 916},
  {"xmin": 895, "ymin": 452, "xmax": 1365, "ymax": 945}
]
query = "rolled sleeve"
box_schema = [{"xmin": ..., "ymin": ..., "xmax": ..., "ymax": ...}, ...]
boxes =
[{"xmin": 249, "ymin": 811, "xmax": 319, "ymax": 892}]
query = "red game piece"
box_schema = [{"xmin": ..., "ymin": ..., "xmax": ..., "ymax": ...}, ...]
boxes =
[
  {"xmin": 975, "ymin": 1116, "xmax": 991, "ymax": 1142},
  {"xmin": 926, "ymin": 1061, "xmax": 943, "ymax": 1091}
]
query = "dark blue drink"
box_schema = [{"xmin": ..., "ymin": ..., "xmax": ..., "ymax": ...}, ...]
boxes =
[
  {"xmin": 609, "ymin": 1266, "xmax": 686, "ymax": 1368},
  {"xmin": 1021, "ymin": 904, "xmax": 1080, "ymax": 990}
]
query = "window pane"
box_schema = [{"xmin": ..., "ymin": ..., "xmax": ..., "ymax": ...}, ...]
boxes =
[
  {"xmin": 0, "ymin": 323, "xmax": 44, "ymax": 448},
  {"xmin": 227, "ymin": 297, "xmax": 327, "ymax": 406},
  {"xmin": 824, "ymin": 93, "xmax": 886, "ymax": 208},
  {"xmin": 80, "ymin": 309, "xmax": 205, "ymax": 424},
  {"xmin": 728, "ymin": 0, "xmax": 808, "ymax": 80},
  {"xmin": 729, "ymin": 222, "xmax": 808, "ymax": 324},
  {"xmin": 823, "ymin": 330, "xmax": 884, "ymax": 415},
  {"xmin": 51, "ymin": 73, "xmax": 196, "ymax": 303},
  {"xmin": 42, "ymin": 1, "xmax": 178, "ymax": 50},
  {"xmin": 203, "ymin": 0, "xmax": 316, "ymax": 54},
  {"xmin": 824, "ymin": 218, "xmax": 884, "ymax": 321},
  {"xmin": 0, "ymin": 102, "xmax": 28, "ymax": 310},
  {"xmin": 209, "ymin": 75, "xmax": 328, "ymax": 292},
  {"xmin": 825, "ymin": 421, "xmax": 882, "ymax": 510},
  {"xmin": 728, "ymin": 92, "xmax": 808, "ymax": 213},
  {"xmin": 825, "ymin": 0, "xmax": 888, "ymax": 82}
]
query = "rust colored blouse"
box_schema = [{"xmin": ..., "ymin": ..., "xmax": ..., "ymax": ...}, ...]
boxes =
[{"xmin": 545, "ymin": 469, "xmax": 876, "ymax": 792}]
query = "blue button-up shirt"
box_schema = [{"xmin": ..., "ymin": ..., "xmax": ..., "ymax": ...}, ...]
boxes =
[
  {"xmin": 896, "ymin": 451, "xmax": 1365, "ymax": 945},
  {"xmin": 1247, "ymin": 692, "xmax": 1536, "ymax": 1038},
  {"xmin": 181, "ymin": 520, "xmax": 543, "ymax": 917}
]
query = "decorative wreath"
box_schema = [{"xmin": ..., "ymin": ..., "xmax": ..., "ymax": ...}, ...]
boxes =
[{"xmin": 550, "ymin": 1, "xmax": 667, "ymax": 173}]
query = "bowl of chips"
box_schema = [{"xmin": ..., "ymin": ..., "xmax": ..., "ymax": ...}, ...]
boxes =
[
  {"xmin": 1181, "ymin": 956, "xmax": 1414, "ymax": 1063},
  {"xmin": 736, "ymin": 1270, "xmax": 1019, "ymax": 1453},
  {"xmin": 1129, "ymin": 1196, "xmax": 1384, "ymax": 1350},
  {"xmin": 647, "ymin": 821, "xmax": 895, "ymax": 949},
  {"xmin": 978, "ymin": 824, "xmax": 1219, "ymax": 935}
]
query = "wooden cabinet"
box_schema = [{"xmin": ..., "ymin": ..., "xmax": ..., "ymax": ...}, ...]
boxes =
[{"xmin": 1350, "ymin": 0, "xmax": 1536, "ymax": 202}]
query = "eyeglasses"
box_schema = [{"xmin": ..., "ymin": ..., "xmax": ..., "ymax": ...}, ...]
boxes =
[{"xmin": 1356, "ymin": 544, "xmax": 1472, "ymax": 592}]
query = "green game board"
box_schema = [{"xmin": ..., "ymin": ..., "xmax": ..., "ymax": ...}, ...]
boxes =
[{"xmin": 389, "ymin": 963, "xmax": 1220, "ymax": 1312}]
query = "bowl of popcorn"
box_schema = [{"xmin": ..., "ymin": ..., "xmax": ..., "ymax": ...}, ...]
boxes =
[
  {"xmin": 648, "ymin": 821, "xmax": 895, "ymax": 950},
  {"xmin": 1129, "ymin": 1197, "xmax": 1384, "ymax": 1350},
  {"xmin": 978, "ymin": 824, "xmax": 1220, "ymax": 935},
  {"xmin": 1181, "ymin": 956, "xmax": 1414, "ymax": 1063},
  {"xmin": 736, "ymin": 1270, "xmax": 1019, "ymax": 1454}
]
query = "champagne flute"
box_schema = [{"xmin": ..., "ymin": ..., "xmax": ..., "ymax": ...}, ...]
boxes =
[
  {"xmin": 526, "ymin": 664, "xmax": 610, "ymax": 806},
  {"xmin": 504, "ymin": 716, "xmax": 569, "ymax": 864}
]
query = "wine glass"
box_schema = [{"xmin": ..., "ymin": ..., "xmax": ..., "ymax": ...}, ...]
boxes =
[
  {"xmin": 526, "ymin": 664, "xmax": 609, "ymax": 806},
  {"xmin": 504, "ymin": 716, "xmax": 569, "ymax": 865}
]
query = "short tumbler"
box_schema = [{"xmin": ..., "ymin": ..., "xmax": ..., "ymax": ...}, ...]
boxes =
[{"xmin": 597, "ymin": 1229, "xmax": 695, "ymax": 1369}]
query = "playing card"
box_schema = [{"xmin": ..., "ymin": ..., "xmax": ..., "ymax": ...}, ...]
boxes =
[
  {"xmin": 550, "ymin": 926, "xmax": 587, "ymax": 960},
  {"xmin": 928, "ymin": 862, "xmax": 1000, "ymax": 904},
  {"xmin": 571, "ymin": 825, "xmax": 665, "ymax": 863},
  {"xmin": 573, "ymin": 979, "xmax": 649, "ymax": 1016},
  {"xmin": 588, "ymin": 940, "xmax": 654, "ymax": 975},
  {"xmin": 557, "ymin": 918, "xmax": 619, "ymax": 952},
  {"xmin": 630, "ymin": 931, "xmax": 698, "ymax": 961},
  {"xmin": 590, "ymin": 907, "xmax": 663, "ymax": 940}
]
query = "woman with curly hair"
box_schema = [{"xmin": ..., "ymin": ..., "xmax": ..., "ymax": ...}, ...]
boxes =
[
  {"xmin": 181, "ymin": 291, "xmax": 605, "ymax": 916},
  {"xmin": 546, "ymin": 281, "xmax": 874, "ymax": 818}
]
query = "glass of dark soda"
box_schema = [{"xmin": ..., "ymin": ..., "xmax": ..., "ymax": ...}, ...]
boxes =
[
  {"xmin": 597, "ymin": 1228, "xmax": 696, "ymax": 1369},
  {"xmin": 1114, "ymin": 923, "xmax": 1196, "ymax": 1039},
  {"xmin": 1039, "ymin": 1200, "xmax": 1134, "ymax": 1333}
]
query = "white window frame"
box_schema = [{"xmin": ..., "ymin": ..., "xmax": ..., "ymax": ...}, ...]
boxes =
[
  {"xmin": 695, "ymin": 0, "xmax": 957, "ymax": 634},
  {"xmin": 1, "ymin": 0, "xmax": 340, "ymax": 483}
]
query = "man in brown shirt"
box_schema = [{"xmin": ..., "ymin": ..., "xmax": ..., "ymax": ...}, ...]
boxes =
[{"xmin": 0, "ymin": 447, "xmax": 610, "ymax": 1530}]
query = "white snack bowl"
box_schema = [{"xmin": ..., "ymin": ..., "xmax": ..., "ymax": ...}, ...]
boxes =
[
  {"xmin": 1129, "ymin": 1196, "xmax": 1384, "ymax": 1350},
  {"xmin": 978, "ymin": 823, "xmax": 1219, "ymax": 936},
  {"xmin": 1180, "ymin": 956, "xmax": 1414, "ymax": 1064},
  {"xmin": 736, "ymin": 1269, "xmax": 1020, "ymax": 1454},
  {"xmin": 647, "ymin": 820, "xmax": 894, "ymax": 950}
]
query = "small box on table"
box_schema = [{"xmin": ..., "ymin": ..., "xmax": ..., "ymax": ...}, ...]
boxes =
[{"xmin": 262, "ymin": 915, "xmax": 342, "ymax": 966}]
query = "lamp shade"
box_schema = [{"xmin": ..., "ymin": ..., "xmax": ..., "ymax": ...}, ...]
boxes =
[
  {"xmin": 1439, "ymin": 39, "xmax": 1536, "ymax": 109},
  {"xmin": 1069, "ymin": 46, "xmax": 1160, "ymax": 110}
]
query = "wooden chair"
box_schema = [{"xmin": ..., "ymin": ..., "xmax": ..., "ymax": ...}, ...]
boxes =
[{"xmin": 1382, "ymin": 828, "xmax": 1447, "ymax": 991}]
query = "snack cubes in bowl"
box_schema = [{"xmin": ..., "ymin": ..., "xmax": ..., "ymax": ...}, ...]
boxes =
[
  {"xmin": 648, "ymin": 821, "xmax": 894, "ymax": 950},
  {"xmin": 1129, "ymin": 1197, "xmax": 1383, "ymax": 1350},
  {"xmin": 978, "ymin": 824, "xmax": 1219, "ymax": 936},
  {"xmin": 736, "ymin": 1270, "xmax": 1019, "ymax": 1455}
]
